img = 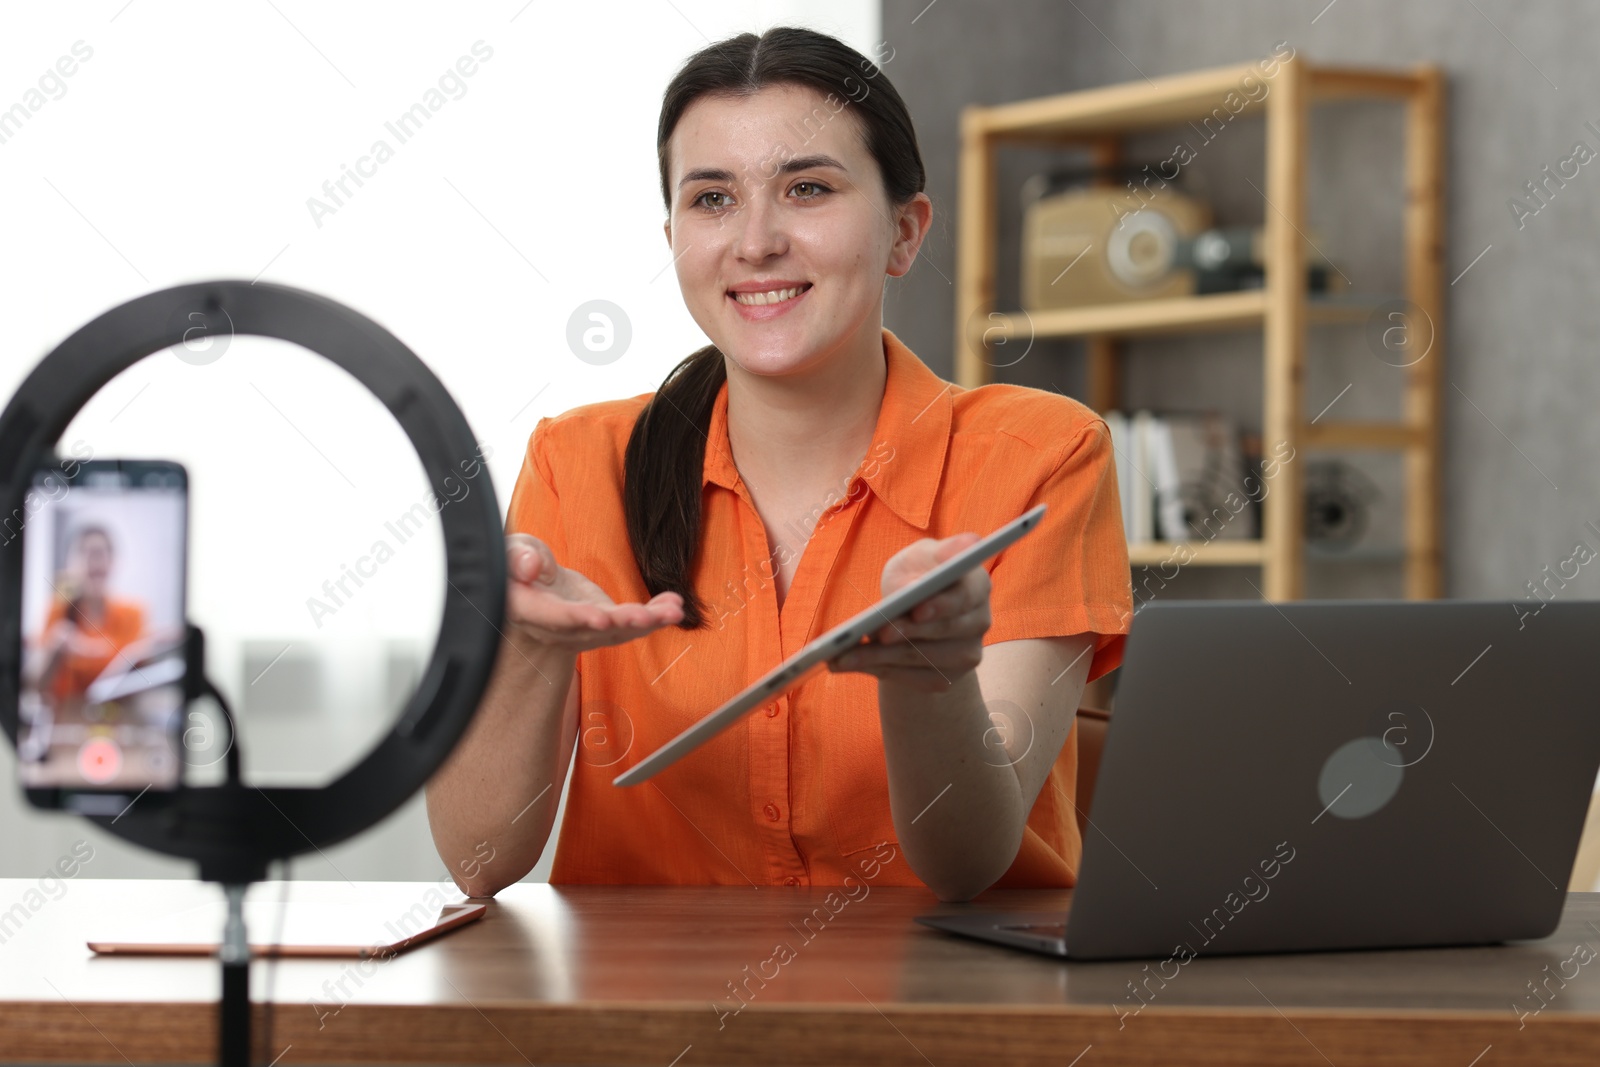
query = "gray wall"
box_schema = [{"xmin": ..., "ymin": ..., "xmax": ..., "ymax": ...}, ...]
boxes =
[{"xmin": 882, "ymin": 0, "xmax": 1597, "ymax": 606}]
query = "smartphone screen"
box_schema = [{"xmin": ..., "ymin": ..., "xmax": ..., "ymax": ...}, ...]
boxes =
[{"xmin": 18, "ymin": 459, "xmax": 188, "ymax": 806}]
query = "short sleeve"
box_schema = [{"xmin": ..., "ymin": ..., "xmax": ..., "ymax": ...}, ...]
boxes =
[
  {"xmin": 505, "ymin": 418, "xmax": 578, "ymax": 677},
  {"xmin": 982, "ymin": 419, "xmax": 1133, "ymax": 683},
  {"xmin": 505, "ymin": 417, "xmax": 569, "ymax": 561}
]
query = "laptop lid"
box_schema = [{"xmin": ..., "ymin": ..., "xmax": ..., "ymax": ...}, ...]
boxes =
[{"xmin": 1064, "ymin": 599, "xmax": 1600, "ymax": 961}]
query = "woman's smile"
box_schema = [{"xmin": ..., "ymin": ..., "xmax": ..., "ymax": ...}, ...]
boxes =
[{"xmin": 727, "ymin": 280, "xmax": 814, "ymax": 321}]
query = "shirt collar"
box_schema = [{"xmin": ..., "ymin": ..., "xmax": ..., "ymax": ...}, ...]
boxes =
[{"xmin": 702, "ymin": 326, "xmax": 953, "ymax": 530}]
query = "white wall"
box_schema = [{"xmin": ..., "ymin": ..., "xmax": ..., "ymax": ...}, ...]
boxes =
[{"xmin": 0, "ymin": 0, "xmax": 881, "ymax": 882}]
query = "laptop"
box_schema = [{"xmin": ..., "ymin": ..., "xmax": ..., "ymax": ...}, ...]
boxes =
[{"xmin": 917, "ymin": 599, "xmax": 1600, "ymax": 960}]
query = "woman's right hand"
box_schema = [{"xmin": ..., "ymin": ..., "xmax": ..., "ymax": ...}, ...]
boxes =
[
  {"xmin": 44, "ymin": 617, "xmax": 83, "ymax": 656},
  {"xmin": 503, "ymin": 533, "xmax": 683, "ymax": 653}
]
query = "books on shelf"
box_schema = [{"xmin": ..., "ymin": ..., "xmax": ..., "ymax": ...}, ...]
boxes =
[{"xmin": 1103, "ymin": 409, "xmax": 1254, "ymax": 547}]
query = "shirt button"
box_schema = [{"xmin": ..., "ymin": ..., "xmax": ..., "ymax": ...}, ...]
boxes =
[
  {"xmin": 765, "ymin": 703, "xmax": 780, "ymax": 717},
  {"xmin": 763, "ymin": 802, "xmax": 781, "ymax": 822},
  {"xmin": 784, "ymin": 876, "xmax": 801, "ymax": 886}
]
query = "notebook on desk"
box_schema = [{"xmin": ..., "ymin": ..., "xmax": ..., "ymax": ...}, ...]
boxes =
[
  {"xmin": 87, "ymin": 898, "xmax": 485, "ymax": 958},
  {"xmin": 918, "ymin": 599, "xmax": 1600, "ymax": 960}
]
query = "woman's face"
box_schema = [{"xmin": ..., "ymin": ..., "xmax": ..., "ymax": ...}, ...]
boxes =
[
  {"xmin": 73, "ymin": 532, "xmax": 112, "ymax": 596},
  {"xmin": 663, "ymin": 84, "xmax": 927, "ymax": 377}
]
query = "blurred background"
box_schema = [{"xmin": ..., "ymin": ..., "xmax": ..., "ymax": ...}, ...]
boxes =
[{"xmin": 2, "ymin": 0, "xmax": 1596, "ymax": 887}]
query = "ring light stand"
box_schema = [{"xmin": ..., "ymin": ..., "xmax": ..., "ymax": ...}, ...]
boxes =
[{"xmin": 0, "ymin": 282, "xmax": 507, "ymax": 1067}]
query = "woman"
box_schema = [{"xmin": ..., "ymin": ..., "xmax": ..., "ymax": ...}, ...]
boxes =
[
  {"xmin": 31, "ymin": 524, "xmax": 147, "ymax": 705},
  {"xmin": 426, "ymin": 26, "xmax": 1132, "ymax": 902},
  {"xmin": 20, "ymin": 524, "xmax": 148, "ymax": 765}
]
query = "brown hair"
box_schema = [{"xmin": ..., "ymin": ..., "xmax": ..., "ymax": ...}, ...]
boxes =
[{"xmin": 626, "ymin": 25, "xmax": 926, "ymax": 629}]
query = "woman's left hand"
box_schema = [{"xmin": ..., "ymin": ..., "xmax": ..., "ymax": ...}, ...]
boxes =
[{"xmin": 826, "ymin": 531, "xmax": 991, "ymax": 693}]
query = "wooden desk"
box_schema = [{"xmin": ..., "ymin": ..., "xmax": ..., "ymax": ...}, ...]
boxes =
[{"xmin": 4, "ymin": 877, "xmax": 1600, "ymax": 1066}]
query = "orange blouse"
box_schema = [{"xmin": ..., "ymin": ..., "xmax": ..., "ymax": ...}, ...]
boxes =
[
  {"xmin": 41, "ymin": 597, "xmax": 146, "ymax": 702},
  {"xmin": 506, "ymin": 327, "xmax": 1133, "ymax": 889}
]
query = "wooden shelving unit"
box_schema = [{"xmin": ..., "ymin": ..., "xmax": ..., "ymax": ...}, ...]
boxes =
[
  {"xmin": 954, "ymin": 56, "xmax": 1445, "ymax": 600},
  {"xmin": 974, "ymin": 291, "xmax": 1386, "ymax": 341}
]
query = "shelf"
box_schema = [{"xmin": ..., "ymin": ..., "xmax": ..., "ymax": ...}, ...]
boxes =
[
  {"xmin": 1306, "ymin": 544, "xmax": 1409, "ymax": 562},
  {"xmin": 1127, "ymin": 540, "xmax": 1410, "ymax": 567},
  {"xmin": 974, "ymin": 292, "xmax": 1388, "ymax": 343},
  {"xmin": 1310, "ymin": 67, "xmax": 1429, "ymax": 101},
  {"xmin": 974, "ymin": 61, "xmax": 1268, "ymax": 140},
  {"xmin": 1302, "ymin": 421, "xmax": 1425, "ymax": 451},
  {"xmin": 966, "ymin": 62, "xmax": 1427, "ymax": 143},
  {"xmin": 1127, "ymin": 540, "xmax": 1265, "ymax": 567}
]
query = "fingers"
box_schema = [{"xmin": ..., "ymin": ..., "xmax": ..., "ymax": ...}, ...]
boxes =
[
  {"xmin": 506, "ymin": 533, "xmax": 558, "ymax": 586},
  {"xmin": 936, "ymin": 530, "xmax": 982, "ymax": 558},
  {"xmin": 880, "ymin": 567, "xmax": 990, "ymax": 644},
  {"xmin": 877, "ymin": 607, "xmax": 990, "ymax": 647},
  {"xmin": 882, "ymin": 531, "xmax": 987, "ymax": 611},
  {"xmin": 505, "ymin": 582, "xmax": 683, "ymax": 646},
  {"xmin": 589, "ymin": 595, "xmax": 683, "ymax": 631},
  {"xmin": 838, "ymin": 543, "xmax": 990, "ymax": 680},
  {"xmin": 570, "ymin": 600, "xmax": 685, "ymax": 646},
  {"xmin": 508, "ymin": 587, "xmax": 678, "ymax": 632}
]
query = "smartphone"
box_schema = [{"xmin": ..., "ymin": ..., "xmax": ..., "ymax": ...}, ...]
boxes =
[{"xmin": 17, "ymin": 458, "xmax": 189, "ymax": 814}]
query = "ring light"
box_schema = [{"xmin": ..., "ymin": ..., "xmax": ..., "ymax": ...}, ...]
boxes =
[{"xmin": 0, "ymin": 280, "xmax": 506, "ymax": 885}]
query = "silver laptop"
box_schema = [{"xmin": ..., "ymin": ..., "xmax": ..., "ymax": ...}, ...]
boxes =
[{"xmin": 918, "ymin": 599, "xmax": 1600, "ymax": 960}]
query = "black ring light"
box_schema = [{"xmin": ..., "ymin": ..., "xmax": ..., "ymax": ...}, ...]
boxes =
[{"xmin": 0, "ymin": 280, "xmax": 507, "ymax": 886}]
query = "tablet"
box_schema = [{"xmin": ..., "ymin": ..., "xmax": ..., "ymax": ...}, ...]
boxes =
[{"xmin": 611, "ymin": 502, "xmax": 1048, "ymax": 787}]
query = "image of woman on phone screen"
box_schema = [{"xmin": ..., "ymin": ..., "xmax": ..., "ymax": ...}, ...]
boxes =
[{"xmin": 426, "ymin": 25, "xmax": 1133, "ymax": 902}]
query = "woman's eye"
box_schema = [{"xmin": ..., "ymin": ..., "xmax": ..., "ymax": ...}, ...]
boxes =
[
  {"xmin": 792, "ymin": 181, "xmax": 829, "ymax": 199},
  {"xmin": 693, "ymin": 190, "xmax": 731, "ymax": 211}
]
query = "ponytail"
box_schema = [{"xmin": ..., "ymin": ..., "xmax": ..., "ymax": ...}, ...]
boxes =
[{"xmin": 622, "ymin": 345, "xmax": 726, "ymax": 630}]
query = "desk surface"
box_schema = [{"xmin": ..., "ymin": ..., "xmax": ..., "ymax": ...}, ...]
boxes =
[{"xmin": 4, "ymin": 878, "xmax": 1600, "ymax": 1066}]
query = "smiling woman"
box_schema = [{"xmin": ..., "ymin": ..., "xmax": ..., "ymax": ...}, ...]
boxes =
[{"xmin": 425, "ymin": 26, "xmax": 1134, "ymax": 903}]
